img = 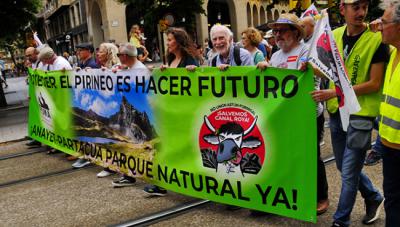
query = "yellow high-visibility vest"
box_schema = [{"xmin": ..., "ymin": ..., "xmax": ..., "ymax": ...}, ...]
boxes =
[
  {"xmin": 327, "ymin": 25, "xmax": 383, "ymax": 117},
  {"xmin": 379, "ymin": 48, "xmax": 400, "ymax": 144}
]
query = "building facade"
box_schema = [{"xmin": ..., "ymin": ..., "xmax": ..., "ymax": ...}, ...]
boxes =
[
  {"xmin": 39, "ymin": 0, "xmax": 320, "ymax": 55},
  {"xmin": 83, "ymin": 0, "xmax": 297, "ymax": 48},
  {"xmin": 39, "ymin": 0, "xmax": 89, "ymax": 55}
]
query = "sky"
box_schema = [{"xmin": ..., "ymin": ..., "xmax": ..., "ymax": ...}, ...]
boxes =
[{"xmin": 72, "ymin": 69, "xmax": 154, "ymax": 123}]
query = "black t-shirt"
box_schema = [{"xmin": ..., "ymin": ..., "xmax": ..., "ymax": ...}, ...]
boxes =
[
  {"xmin": 168, "ymin": 55, "xmax": 199, "ymax": 68},
  {"xmin": 342, "ymin": 28, "xmax": 390, "ymax": 64}
]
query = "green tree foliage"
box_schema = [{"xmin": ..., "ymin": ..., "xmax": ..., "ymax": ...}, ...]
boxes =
[
  {"xmin": 0, "ymin": 0, "xmax": 41, "ymax": 41},
  {"xmin": 0, "ymin": 0, "xmax": 40, "ymax": 106}
]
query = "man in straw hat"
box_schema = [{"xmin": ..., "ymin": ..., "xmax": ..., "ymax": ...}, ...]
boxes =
[
  {"xmin": 257, "ymin": 13, "xmax": 307, "ymax": 69},
  {"xmin": 312, "ymin": 0, "xmax": 390, "ymax": 226},
  {"xmin": 258, "ymin": 13, "xmax": 330, "ymax": 216}
]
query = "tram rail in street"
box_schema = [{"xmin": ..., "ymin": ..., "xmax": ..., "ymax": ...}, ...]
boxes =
[
  {"xmin": 0, "ymin": 165, "xmax": 94, "ymax": 189},
  {"xmin": 109, "ymin": 155, "xmax": 337, "ymax": 227},
  {"xmin": 0, "ymin": 146, "xmax": 47, "ymax": 161}
]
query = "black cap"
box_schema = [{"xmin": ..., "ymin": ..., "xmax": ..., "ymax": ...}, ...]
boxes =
[{"xmin": 75, "ymin": 43, "xmax": 94, "ymax": 52}]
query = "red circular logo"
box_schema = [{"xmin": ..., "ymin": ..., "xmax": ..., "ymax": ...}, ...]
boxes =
[{"xmin": 199, "ymin": 106, "xmax": 265, "ymax": 175}]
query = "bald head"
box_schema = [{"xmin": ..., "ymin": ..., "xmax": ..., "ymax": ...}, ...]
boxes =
[
  {"xmin": 25, "ymin": 47, "xmax": 39, "ymax": 63},
  {"xmin": 300, "ymin": 16, "xmax": 315, "ymax": 40}
]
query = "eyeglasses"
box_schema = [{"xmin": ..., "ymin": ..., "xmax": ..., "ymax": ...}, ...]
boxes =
[
  {"xmin": 375, "ymin": 17, "xmax": 397, "ymax": 30},
  {"xmin": 117, "ymin": 53, "xmax": 124, "ymax": 57},
  {"xmin": 272, "ymin": 28, "xmax": 292, "ymax": 35}
]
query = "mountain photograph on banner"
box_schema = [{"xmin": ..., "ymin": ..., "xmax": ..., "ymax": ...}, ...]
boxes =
[{"xmin": 71, "ymin": 75, "xmax": 157, "ymax": 145}]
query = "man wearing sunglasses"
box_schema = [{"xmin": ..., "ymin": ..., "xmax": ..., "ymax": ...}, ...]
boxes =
[
  {"xmin": 313, "ymin": 0, "xmax": 390, "ymax": 226},
  {"xmin": 375, "ymin": 1, "xmax": 400, "ymax": 226},
  {"xmin": 115, "ymin": 43, "xmax": 146, "ymax": 71},
  {"xmin": 111, "ymin": 42, "xmax": 147, "ymax": 187}
]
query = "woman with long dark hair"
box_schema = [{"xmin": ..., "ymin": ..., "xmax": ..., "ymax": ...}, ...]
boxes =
[
  {"xmin": 143, "ymin": 27, "xmax": 199, "ymax": 196},
  {"xmin": 164, "ymin": 27, "xmax": 199, "ymax": 68}
]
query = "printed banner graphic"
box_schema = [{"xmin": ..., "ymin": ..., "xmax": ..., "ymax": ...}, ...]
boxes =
[
  {"xmin": 28, "ymin": 67, "xmax": 316, "ymax": 222},
  {"xmin": 308, "ymin": 9, "xmax": 361, "ymax": 130}
]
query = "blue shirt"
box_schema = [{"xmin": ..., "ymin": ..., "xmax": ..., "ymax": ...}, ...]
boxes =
[
  {"xmin": 79, "ymin": 57, "xmax": 100, "ymax": 69},
  {"xmin": 257, "ymin": 43, "xmax": 267, "ymax": 57},
  {"xmin": 210, "ymin": 45, "xmax": 254, "ymax": 66}
]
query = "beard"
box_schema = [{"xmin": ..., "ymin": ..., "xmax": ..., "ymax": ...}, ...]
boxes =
[{"xmin": 276, "ymin": 37, "xmax": 296, "ymax": 52}]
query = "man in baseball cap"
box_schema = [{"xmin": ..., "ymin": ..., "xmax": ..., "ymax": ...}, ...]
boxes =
[
  {"xmin": 75, "ymin": 42, "xmax": 94, "ymax": 52},
  {"xmin": 75, "ymin": 43, "xmax": 99, "ymax": 69}
]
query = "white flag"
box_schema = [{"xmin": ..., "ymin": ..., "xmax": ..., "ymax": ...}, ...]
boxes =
[
  {"xmin": 33, "ymin": 32, "xmax": 43, "ymax": 48},
  {"xmin": 301, "ymin": 3, "xmax": 319, "ymax": 18},
  {"xmin": 308, "ymin": 10, "xmax": 361, "ymax": 131}
]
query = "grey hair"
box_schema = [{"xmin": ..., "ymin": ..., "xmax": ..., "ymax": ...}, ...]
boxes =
[
  {"xmin": 380, "ymin": 0, "xmax": 400, "ymax": 22},
  {"xmin": 210, "ymin": 24, "xmax": 233, "ymax": 41},
  {"xmin": 38, "ymin": 46, "xmax": 55, "ymax": 60},
  {"xmin": 119, "ymin": 42, "xmax": 137, "ymax": 57},
  {"xmin": 99, "ymin": 42, "xmax": 120, "ymax": 68}
]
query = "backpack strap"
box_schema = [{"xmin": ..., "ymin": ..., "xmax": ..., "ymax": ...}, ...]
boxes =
[
  {"xmin": 211, "ymin": 55, "xmax": 217, "ymax": 67},
  {"xmin": 233, "ymin": 46, "xmax": 242, "ymax": 66},
  {"xmin": 212, "ymin": 46, "xmax": 242, "ymax": 66}
]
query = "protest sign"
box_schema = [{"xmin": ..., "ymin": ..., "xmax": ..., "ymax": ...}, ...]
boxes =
[{"xmin": 28, "ymin": 66, "xmax": 316, "ymax": 222}]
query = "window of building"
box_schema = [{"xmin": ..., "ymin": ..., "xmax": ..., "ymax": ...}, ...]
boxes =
[
  {"xmin": 75, "ymin": 3, "xmax": 81, "ymax": 25},
  {"xmin": 65, "ymin": 11, "xmax": 71, "ymax": 30},
  {"xmin": 70, "ymin": 7, "xmax": 75, "ymax": 28},
  {"xmin": 59, "ymin": 15, "xmax": 65, "ymax": 33}
]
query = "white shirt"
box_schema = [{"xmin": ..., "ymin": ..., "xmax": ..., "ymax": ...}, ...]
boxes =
[
  {"xmin": 270, "ymin": 43, "xmax": 308, "ymax": 69},
  {"xmin": 130, "ymin": 60, "xmax": 146, "ymax": 69},
  {"xmin": 39, "ymin": 56, "xmax": 72, "ymax": 71},
  {"xmin": 31, "ymin": 59, "xmax": 41, "ymax": 69},
  {"xmin": 271, "ymin": 42, "xmax": 323, "ymax": 116}
]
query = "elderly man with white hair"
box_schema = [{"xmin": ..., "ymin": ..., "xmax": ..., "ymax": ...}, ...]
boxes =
[
  {"xmin": 38, "ymin": 46, "xmax": 72, "ymax": 71},
  {"xmin": 37, "ymin": 46, "xmax": 72, "ymax": 156},
  {"xmin": 208, "ymin": 24, "xmax": 253, "ymax": 70},
  {"xmin": 115, "ymin": 42, "xmax": 146, "ymax": 70},
  {"xmin": 375, "ymin": 1, "xmax": 400, "ymax": 226}
]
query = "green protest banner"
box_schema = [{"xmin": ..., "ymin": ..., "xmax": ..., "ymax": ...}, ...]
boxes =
[{"xmin": 28, "ymin": 66, "xmax": 316, "ymax": 222}]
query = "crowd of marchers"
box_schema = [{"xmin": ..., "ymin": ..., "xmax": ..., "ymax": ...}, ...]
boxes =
[{"xmin": 23, "ymin": 0, "xmax": 400, "ymax": 226}]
